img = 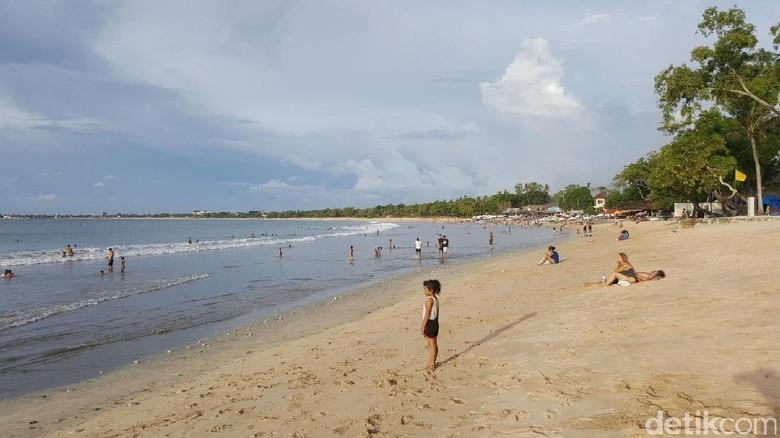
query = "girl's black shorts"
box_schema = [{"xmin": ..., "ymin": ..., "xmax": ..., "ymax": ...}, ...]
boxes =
[{"xmin": 424, "ymin": 319, "xmax": 439, "ymax": 338}]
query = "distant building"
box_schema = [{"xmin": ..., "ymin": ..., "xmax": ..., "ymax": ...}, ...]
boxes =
[
  {"xmin": 611, "ymin": 200, "xmax": 655, "ymax": 217},
  {"xmin": 673, "ymin": 202, "xmax": 722, "ymax": 218},
  {"xmin": 593, "ymin": 193, "xmax": 608, "ymax": 209},
  {"xmin": 523, "ymin": 203, "xmax": 561, "ymax": 217},
  {"xmin": 192, "ymin": 210, "xmax": 209, "ymax": 216},
  {"xmin": 502, "ymin": 208, "xmax": 524, "ymax": 216}
]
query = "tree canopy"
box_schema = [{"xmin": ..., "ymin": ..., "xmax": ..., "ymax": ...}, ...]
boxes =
[{"xmin": 655, "ymin": 6, "xmax": 780, "ymax": 214}]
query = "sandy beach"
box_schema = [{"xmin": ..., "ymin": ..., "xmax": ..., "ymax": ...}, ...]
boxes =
[{"xmin": 2, "ymin": 218, "xmax": 778, "ymax": 437}]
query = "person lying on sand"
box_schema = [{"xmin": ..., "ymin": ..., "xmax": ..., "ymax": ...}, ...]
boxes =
[{"xmin": 636, "ymin": 270, "xmax": 666, "ymax": 281}]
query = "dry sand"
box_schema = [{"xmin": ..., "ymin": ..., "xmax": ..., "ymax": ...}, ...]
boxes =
[{"xmin": 2, "ymin": 219, "xmax": 778, "ymax": 437}]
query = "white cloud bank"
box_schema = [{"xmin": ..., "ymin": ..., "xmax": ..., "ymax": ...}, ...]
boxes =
[{"xmin": 480, "ymin": 38, "xmax": 583, "ymax": 118}]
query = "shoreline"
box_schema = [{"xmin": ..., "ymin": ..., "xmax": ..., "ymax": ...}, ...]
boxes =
[
  {"xmin": 0, "ymin": 217, "xmax": 555, "ymax": 398},
  {"xmin": 0, "ymin": 230, "xmax": 569, "ymax": 434},
  {"xmin": 3, "ymin": 219, "xmax": 778, "ymax": 437}
]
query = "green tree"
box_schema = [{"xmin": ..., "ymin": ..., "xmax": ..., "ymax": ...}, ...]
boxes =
[
  {"xmin": 556, "ymin": 184, "xmax": 593, "ymax": 212},
  {"xmin": 612, "ymin": 154, "xmax": 656, "ymax": 201},
  {"xmin": 648, "ymin": 131, "xmax": 736, "ymax": 216},
  {"xmin": 514, "ymin": 182, "xmax": 551, "ymax": 205},
  {"xmin": 655, "ymin": 6, "xmax": 780, "ymax": 214}
]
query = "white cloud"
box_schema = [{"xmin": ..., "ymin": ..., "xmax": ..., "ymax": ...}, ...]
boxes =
[
  {"xmin": 638, "ymin": 15, "xmax": 657, "ymax": 24},
  {"xmin": 10, "ymin": 0, "xmax": 774, "ymax": 213},
  {"xmin": 0, "ymin": 99, "xmax": 41, "ymax": 130},
  {"xmin": 580, "ymin": 12, "xmax": 611, "ymax": 25},
  {"xmin": 93, "ymin": 182, "xmax": 105, "ymax": 187},
  {"xmin": 480, "ymin": 38, "xmax": 583, "ymax": 118},
  {"xmin": 26, "ymin": 194, "xmax": 58, "ymax": 202},
  {"xmin": 0, "ymin": 98, "xmax": 107, "ymax": 132},
  {"xmin": 249, "ymin": 179, "xmax": 314, "ymax": 192}
]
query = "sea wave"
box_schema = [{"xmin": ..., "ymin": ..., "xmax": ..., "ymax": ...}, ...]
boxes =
[
  {"xmin": 0, "ymin": 222, "xmax": 399, "ymax": 267},
  {"xmin": 0, "ymin": 273, "xmax": 210, "ymax": 331}
]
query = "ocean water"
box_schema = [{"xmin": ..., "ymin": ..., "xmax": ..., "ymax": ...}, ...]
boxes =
[{"xmin": 0, "ymin": 218, "xmax": 556, "ymax": 398}]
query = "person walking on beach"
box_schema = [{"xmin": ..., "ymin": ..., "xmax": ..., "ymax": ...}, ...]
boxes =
[
  {"xmin": 421, "ymin": 279, "xmax": 441, "ymax": 373},
  {"xmin": 106, "ymin": 248, "xmax": 114, "ymax": 271},
  {"xmin": 120, "ymin": 256, "xmax": 126, "ymax": 273},
  {"xmin": 415, "ymin": 238, "xmax": 422, "ymax": 259}
]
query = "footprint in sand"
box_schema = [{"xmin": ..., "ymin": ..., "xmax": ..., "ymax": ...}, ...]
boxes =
[
  {"xmin": 365, "ymin": 413, "xmax": 386, "ymax": 434},
  {"xmin": 508, "ymin": 426, "xmax": 563, "ymax": 437},
  {"xmin": 545, "ymin": 408, "xmax": 561, "ymax": 418},
  {"xmin": 481, "ymin": 408, "xmax": 530, "ymax": 421},
  {"xmin": 526, "ymin": 390, "xmax": 575, "ymax": 406}
]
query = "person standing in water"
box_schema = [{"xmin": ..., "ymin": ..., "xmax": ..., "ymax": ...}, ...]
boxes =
[
  {"xmin": 106, "ymin": 248, "xmax": 114, "ymax": 271},
  {"xmin": 120, "ymin": 256, "xmax": 126, "ymax": 273},
  {"xmin": 421, "ymin": 279, "xmax": 441, "ymax": 373}
]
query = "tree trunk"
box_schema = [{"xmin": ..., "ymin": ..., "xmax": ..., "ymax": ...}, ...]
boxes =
[
  {"xmin": 748, "ymin": 133, "xmax": 764, "ymax": 215},
  {"xmin": 689, "ymin": 192, "xmax": 705, "ymax": 218}
]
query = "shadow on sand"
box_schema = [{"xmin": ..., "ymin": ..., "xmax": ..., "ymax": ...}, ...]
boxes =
[
  {"xmin": 440, "ymin": 312, "xmax": 537, "ymax": 366},
  {"xmin": 735, "ymin": 368, "xmax": 780, "ymax": 437}
]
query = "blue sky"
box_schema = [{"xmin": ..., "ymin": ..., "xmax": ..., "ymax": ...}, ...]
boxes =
[{"xmin": 1, "ymin": 1, "xmax": 777, "ymax": 214}]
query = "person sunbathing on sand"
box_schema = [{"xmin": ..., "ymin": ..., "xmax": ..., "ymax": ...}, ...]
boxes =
[
  {"xmin": 636, "ymin": 270, "xmax": 666, "ymax": 281},
  {"xmin": 605, "ymin": 252, "xmax": 638, "ymax": 285}
]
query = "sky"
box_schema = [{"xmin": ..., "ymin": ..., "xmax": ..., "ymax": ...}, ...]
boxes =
[{"xmin": 1, "ymin": 1, "xmax": 778, "ymax": 214}]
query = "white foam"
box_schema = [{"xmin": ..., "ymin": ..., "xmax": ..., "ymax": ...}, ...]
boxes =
[
  {"xmin": 0, "ymin": 222, "xmax": 400, "ymax": 267},
  {"xmin": 0, "ymin": 273, "xmax": 210, "ymax": 331}
]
